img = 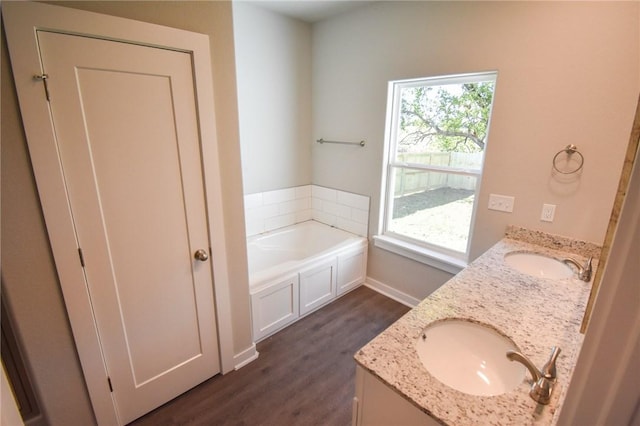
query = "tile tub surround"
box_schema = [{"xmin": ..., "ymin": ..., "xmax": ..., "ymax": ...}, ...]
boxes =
[
  {"xmin": 355, "ymin": 235, "xmax": 598, "ymax": 425},
  {"xmin": 244, "ymin": 185, "xmax": 370, "ymax": 237}
]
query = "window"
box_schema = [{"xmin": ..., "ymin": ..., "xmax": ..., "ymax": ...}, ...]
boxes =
[{"xmin": 376, "ymin": 72, "xmax": 497, "ymax": 272}]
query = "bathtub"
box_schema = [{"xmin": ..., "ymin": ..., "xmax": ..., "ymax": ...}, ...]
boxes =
[{"xmin": 248, "ymin": 220, "xmax": 368, "ymax": 340}]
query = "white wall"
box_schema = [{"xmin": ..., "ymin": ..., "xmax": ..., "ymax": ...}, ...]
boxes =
[
  {"xmin": 312, "ymin": 1, "xmax": 640, "ymax": 299},
  {"xmin": 233, "ymin": 2, "xmax": 312, "ymax": 194}
]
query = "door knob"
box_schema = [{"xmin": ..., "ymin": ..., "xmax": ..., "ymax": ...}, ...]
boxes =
[{"xmin": 194, "ymin": 249, "xmax": 209, "ymax": 262}]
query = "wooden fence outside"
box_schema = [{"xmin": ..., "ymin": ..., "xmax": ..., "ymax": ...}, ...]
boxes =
[{"xmin": 394, "ymin": 152, "xmax": 482, "ymax": 196}]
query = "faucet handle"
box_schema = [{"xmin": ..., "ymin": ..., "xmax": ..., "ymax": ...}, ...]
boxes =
[
  {"xmin": 585, "ymin": 256, "xmax": 593, "ymax": 271},
  {"xmin": 507, "ymin": 346, "xmax": 562, "ymax": 405},
  {"xmin": 541, "ymin": 346, "xmax": 561, "ymax": 379},
  {"xmin": 580, "ymin": 257, "xmax": 593, "ymax": 281}
]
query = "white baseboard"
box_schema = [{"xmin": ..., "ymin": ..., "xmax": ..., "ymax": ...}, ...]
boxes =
[
  {"xmin": 364, "ymin": 277, "xmax": 420, "ymax": 308},
  {"xmin": 233, "ymin": 343, "xmax": 259, "ymax": 370}
]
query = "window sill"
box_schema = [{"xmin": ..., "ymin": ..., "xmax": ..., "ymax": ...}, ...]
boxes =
[{"xmin": 373, "ymin": 235, "xmax": 467, "ymax": 275}]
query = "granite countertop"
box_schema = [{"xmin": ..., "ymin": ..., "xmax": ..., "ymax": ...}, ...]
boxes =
[{"xmin": 355, "ymin": 227, "xmax": 600, "ymax": 425}]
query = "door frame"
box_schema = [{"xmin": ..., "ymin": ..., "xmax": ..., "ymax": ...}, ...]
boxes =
[{"xmin": 3, "ymin": 2, "xmax": 235, "ymax": 423}]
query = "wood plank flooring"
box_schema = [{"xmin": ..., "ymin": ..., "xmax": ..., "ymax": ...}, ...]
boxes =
[{"xmin": 129, "ymin": 286, "xmax": 410, "ymax": 426}]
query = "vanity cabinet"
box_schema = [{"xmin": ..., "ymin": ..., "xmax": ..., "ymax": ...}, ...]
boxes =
[{"xmin": 353, "ymin": 366, "xmax": 440, "ymax": 426}]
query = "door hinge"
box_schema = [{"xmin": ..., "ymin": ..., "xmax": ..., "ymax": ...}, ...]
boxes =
[
  {"xmin": 78, "ymin": 248, "xmax": 85, "ymax": 268},
  {"xmin": 33, "ymin": 74, "xmax": 50, "ymax": 101},
  {"xmin": 107, "ymin": 377, "xmax": 113, "ymax": 393}
]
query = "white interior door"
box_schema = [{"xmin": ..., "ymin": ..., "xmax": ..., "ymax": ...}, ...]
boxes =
[{"xmin": 36, "ymin": 31, "xmax": 220, "ymax": 424}]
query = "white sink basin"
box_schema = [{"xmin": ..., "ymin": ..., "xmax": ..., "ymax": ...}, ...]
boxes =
[
  {"xmin": 416, "ymin": 319, "xmax": 525, "ymax": 396},
  {"xmin": 504, "ymin": 252, "xmax": 573, "ymax": 279}
]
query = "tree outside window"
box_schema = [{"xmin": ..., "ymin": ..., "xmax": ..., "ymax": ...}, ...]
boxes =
[{"xmin": 381, "ymin": 72, "xmax": 497, "ymax": 259}]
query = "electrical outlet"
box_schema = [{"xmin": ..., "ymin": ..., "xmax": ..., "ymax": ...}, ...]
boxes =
[
  {"xmin": 488, "ymin": 194, "xmax": 514, "ymax": 213},
  {"xmin": 541, "ymin": 204, "xmax": 556, "ymax": 222}
]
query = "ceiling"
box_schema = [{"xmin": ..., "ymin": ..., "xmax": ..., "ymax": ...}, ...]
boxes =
[{"xmin": 244, "ymin": 0, "xmax": 376, "ymax": 23}]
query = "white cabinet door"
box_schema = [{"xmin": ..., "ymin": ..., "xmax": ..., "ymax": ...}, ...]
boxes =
[
  {"xmin": 251, "ymin": 275, "xmax": 299, "ymax": 341},
  {"xmin": 354, "ymin": 366, "xmax": 440, "ymax": 426},
  {"xmin": 337, "ymin": 248, "xmax": 367, "ymax": 295},
  {"xmin": 37, "ymin": 31, "xmax": 220, "ymax": 424},
  {"xmin": 300, "ymin": 259, "xmax": 337, "ymax": 316}
]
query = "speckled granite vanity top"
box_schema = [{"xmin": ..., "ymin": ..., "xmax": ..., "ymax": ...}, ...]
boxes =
[{"xmin": 355, "ymin": 226, "xmax": 600, "ymax": 425}]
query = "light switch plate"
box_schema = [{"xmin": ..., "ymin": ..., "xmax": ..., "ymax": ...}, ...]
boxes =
[
  {"xmin": 488, "ymin": 194, "xmax": 514, "ymax": 213},
  {"xmin": 541, "ymin": 204, "xmax": 556, "ymax": 222}
]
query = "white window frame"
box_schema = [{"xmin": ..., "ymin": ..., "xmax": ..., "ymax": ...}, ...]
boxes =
[{"xmin": 375, "ymin": 72, "xmax": 497, "ymax": 274}]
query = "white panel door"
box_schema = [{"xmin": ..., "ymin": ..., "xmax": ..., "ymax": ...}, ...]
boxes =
[{"xmin": 37, "ymin": 31, "xmax": 220, "ymax": 424}]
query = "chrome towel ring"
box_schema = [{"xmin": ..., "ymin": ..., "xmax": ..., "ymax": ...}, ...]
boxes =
[{"xmin": 552, "ymin": 144, "xmax": 584, "ymax": 174}]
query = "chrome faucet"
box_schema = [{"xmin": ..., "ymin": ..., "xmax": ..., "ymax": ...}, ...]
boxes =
[
  {"xmin": 506, "ymin": 346, "xmax": 561, "ymax": 405},
  {"xmin": 562, "ymin": 256, "xmax": 593, "ymax": 281}
]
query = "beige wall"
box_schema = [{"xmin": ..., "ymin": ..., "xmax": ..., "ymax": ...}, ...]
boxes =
[
  {"xmin": 558, "ymin": 109, "xmax": 640, "ymax": 426},
  {"xmin": 311, "ymin": 1, "xmax": 640, "ymax": 299},
  {"xmin": 233, "ymin": 2, "xmax": 312, "ymax": 194},
  {"xmin": 1, "ymin": 1, "xmax": 252, "ymax": 424}
]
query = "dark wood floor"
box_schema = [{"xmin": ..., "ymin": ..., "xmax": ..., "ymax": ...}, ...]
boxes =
[{"xmin": 129, "ymin": 286, "xmax": 409, "ymax": 426}]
